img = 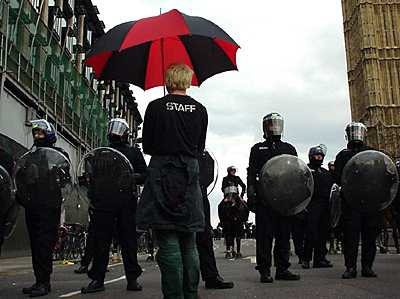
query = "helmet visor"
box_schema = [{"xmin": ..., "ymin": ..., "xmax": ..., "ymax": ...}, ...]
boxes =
[
  {"xmin": 346, "ymin": 123, "xmax": 367, "ymax": 142},
  {"xmin": 108, "ymin": 119, "xmax": 129, "ymax": 137},
  {"xmin": 31, "ymin": 120, "xmax": 51, "ymax": 132},
  {"xmin": 263, "ymin": 115, "xmax": 284, "ymax": 136}
]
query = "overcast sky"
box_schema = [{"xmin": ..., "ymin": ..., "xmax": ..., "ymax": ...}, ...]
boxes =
[{"xmin": 95, "ymin": 0, "xmax": 352, "ymax": 225}]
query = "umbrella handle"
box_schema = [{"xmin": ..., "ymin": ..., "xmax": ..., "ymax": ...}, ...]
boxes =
[{"xmin": 161, "ymin": 37, "xmax": 166, "ymax": 96}]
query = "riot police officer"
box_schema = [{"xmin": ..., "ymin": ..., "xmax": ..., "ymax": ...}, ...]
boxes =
[
  {"xmin": 20, "ymin": 119, "xmax": 70, "ymax": 297},
  {"xmin": 302, "ymin": 145, "xmax": 334, "ymax": 269},
  {"xmin": 334, "ymin": 122, "xmax": 379, "ymax": 279},
  {"xmin": 81, "ymin": 118, "xmax": 146, "ymax": 293},
  {"xmin": 247, "ymin": 113, "xmax": 300, "ymax": 283}
]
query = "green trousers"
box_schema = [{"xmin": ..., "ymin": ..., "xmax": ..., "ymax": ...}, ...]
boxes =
[{"xmin": 155, "ymin": 230, "xmax": 200, "ymax": 299}]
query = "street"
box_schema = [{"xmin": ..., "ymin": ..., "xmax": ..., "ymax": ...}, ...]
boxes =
[{"xmin": 1, "ymin": 239, "xmax": 400, "ymax": 299}]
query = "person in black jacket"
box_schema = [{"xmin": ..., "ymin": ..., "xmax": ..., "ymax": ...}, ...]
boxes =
[
  {"xmin": 220, "ymin": 166, "xmax": 247, "ymax": 258},
  {"xmin": 221, "ymin": 166, "xmax": 246, "ymax": 198},
  {"xmin": 334, "ymin": 122, "xmax": 379, "ymax": 279},
  {"xmin": 20, "ymin": 119, "xmax": 70, "ymax": 297},
  {"xmin": 137, "ymin": 63, "xmax": 207, "ymax": 299},
  {"xmin": 247, "ymin": 113, "xmax": 300, "ymax": 283},
  {"xmin": 82, "ymin": 118, "xmax": 147, "ymax": 294},
  {"xmin": 302, "ymin": 146, "xmax": 334, "ymax": 269}
]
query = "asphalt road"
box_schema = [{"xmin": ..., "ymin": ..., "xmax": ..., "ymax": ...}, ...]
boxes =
[{"xmin": 1, "ymin": 239, "xmax": 400, "ymax": 299}]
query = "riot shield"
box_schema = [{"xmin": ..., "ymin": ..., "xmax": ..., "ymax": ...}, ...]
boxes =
[
  {"xmin": 341, "ymin": 150, "xmax": 399, "ymax": 213},
  {"xmin": 0, "ymin": 165, "xmax": 13, "ymax": 212},
  {"xmin": 77, "ymin": 147, "xmax": 134, "ymax": 205},
  {"xmin": 14, "ymin": 147, "xmax": 73, "ymax": 208},
  {"xmin": 259, "ymin": 154, "xmax": 314, "ymax": 216},
  {"xmin": 0, "ymin": 165, "xmax": 19, "ymax": 239},
  {"xmin": 329, "ymin": 183, "xmax": 342, "ymax": 228}
]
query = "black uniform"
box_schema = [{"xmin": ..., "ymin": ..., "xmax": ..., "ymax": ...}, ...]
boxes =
[
  {"xmin": 247, "ymin": 136, "xmax": 297, "ymax": 274},
  {"xmin": 303, "ymin": 164, "xmax": 334, "ymax": 264},
  {"xmin": 334, "ymin": 143, "xmax": 380, "ymax": 271},
  {"xmin": 196, "ymin": 152, "xmax": 220, "ymax": 282},
  {"xmin": 23, "ymin": 145, "xmax": 69, "ymax": 286},
  {"xmin": 88, "ymin": 142, "xmax": 147, "ymax": 283},
  {"xmin": 0, "ymin": 148, "xmax": 15, "ymax": 253}
]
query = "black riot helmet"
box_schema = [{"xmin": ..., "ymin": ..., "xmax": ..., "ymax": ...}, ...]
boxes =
[
  {"xmin": 31, "ymin": 119, "xmax": 57, "ymax": 146},
  {"xmin": 308, "ymin": 145, "xmax": 325, "ymax": 167},
  {"xmin": 263, "ymin": 113, "xmax": 284, "ymax": 138},
  {"xmin": 308, "ymin": 146, "xmax": 325, "ymax": 159},
  {"xmin": 345, "ymin": 122, "xmax": 367, "ymax": 144},
  {"xmin": 107, "ymin": 118, "xmax": 130, "ymax": 144}
]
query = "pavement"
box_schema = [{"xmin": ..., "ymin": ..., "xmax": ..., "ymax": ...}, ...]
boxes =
[{"xmin": 1, "ymin": 239, "xmax": 400, "ymax": 299}]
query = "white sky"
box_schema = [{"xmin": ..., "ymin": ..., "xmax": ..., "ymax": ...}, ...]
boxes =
[{"xmin": 95, "ymin": 0, "xmax": 352, "ymax": 226}]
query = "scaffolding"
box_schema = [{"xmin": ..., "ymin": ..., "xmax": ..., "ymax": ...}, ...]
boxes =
[{"xmin": 0, "ymin": 0, "xmax": 108, "ymax": 149}]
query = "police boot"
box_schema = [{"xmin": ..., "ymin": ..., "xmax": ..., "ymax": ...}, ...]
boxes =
[
  {"xmin": 301, "ymin": 261, "xmax": 310, "ymax": 269},
  {"xmin": 74, "ymin": 265, "xmax": 89, "ymax": 274},
  {"xmin": 127, "ymin": 279, "xmax": 143, "ymax": 291},
  {"xmin": 205, "ymin": 276, "xmax": 234, "ymax": 289},
  {"xmin": 81, "ymin": 280, "xmax": 105, "ymax": 294},
  {"xmin": 29, "ymin": 283, "xmax": 51, "ymax": 297},
  {"xmin": 22, "ymin": 283, "xmax": 44, "ymax": 295},
  {"xmin": 275, "ymin": 270, "xmax": 300, "ymax": 281},
  {"xmin": 313, "ymin": 259, "xmax": 333, "ymax": 268},
  {"xmin": 342, "ymin": 268, "xmax": 357, "ymax": 279},
  {"xmin": 259, "ymin": 269, "xmax": 273, "ymax": 283},
  {"xmin": 361, "ymin": 267, "xmax": 377, "ymax": 278}
]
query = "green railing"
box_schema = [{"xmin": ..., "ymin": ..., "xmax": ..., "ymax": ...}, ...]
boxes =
[{"xmin": 0, "ymin": 0, "xmax": 108, "ymax": 147}]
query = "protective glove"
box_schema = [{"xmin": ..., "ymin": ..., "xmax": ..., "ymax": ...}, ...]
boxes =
[{"xmin": 247, "ymin": 185, "xmax": 257, "ymax": 213}]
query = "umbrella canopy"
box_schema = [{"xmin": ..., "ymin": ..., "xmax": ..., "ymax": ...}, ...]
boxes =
[{"xmin": 85, "ymin": 9, "xmax": 240, "ymax": 90}]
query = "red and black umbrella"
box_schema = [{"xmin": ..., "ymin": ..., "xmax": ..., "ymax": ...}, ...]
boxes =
[{"xmin": 85, "ymin": 9, "xmax": 240, "ymax": 90}]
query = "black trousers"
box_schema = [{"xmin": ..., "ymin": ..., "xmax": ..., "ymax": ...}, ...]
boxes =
[
  {"xmin": 224, "ymin": 221, "xmax": 243, "ymax": 252},
  {"xmin": 25, "ymin": 207, "xmax": 60, "ymax": 284},
  {"xmin": 88, "ymin": 199, "xmax": 142, "ymax": 282},
  {"xmin": 304, "ymin": 204, "xmax": 329, "ymax": 263},
  {"xmin": 81, "ymin": 219, "xmax": 95, "ymax": 267},
  {"xmin": 291, "ymin": 216, "xmax": 306, "ymax": 261},
  {"xmin": 342, "ymin": 204, "xmax": 381, "ymax": 270},
  {"xmin": 255, "ymin": 204, "xmax": 291, "ymax": 273},
  {"xmin": 196, "ymin": 192, "xmax": 219, "ymax": 281}
]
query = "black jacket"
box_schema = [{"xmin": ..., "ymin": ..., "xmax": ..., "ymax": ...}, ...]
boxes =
[
  {"xmin": 18, "ymin": 145, "xmax": 70, "ymax": 210},
  {"xmin": 247, "ymin": 137, "xmax": 297, "ymax": 210},
  {"xmin": 221, "ymin": 175, "xmax": 246, "ymax": 196},
  {"xmin": 142, "ymin": 94, "xmax": 208, "ymax": 158},
  {"xmin": 334, "ymin": 143, "xmax": 372, "ymax": 185},
  {"xmin": 247, "ymin": 137, "xmax": 297, "ymax": 188},
  {"xmin": 308, "ymin": 163, "xmax": 334, "ymax": 208},
  {"xmin": 110, "ymin": 143, "xmax": 147, "ymax": 185}
]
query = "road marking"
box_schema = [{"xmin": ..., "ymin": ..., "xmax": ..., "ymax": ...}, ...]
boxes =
[
  {"xmin": 59, "ymin": 275, "xmax": 126, "ymax": 298},
  {"xmin": 108, "ymin": 262, "xmax": 123, "ymax": 268},
  {"xmin": 244, "ymin": 256, "xmax": 257, "ymax": 264}
]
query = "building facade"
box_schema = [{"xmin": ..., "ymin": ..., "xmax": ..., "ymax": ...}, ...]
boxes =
[
  {"xmin": 0, "ymin": 0, "xmax": 142, "ymax": 257},
  {"xmin": 341, "ymin": 0, "xmax": 400, "ymax": 158}
]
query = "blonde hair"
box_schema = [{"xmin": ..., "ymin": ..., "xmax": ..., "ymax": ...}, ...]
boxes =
[{"xmin": 165, "ymin": 63, "xmax": 194, "ymax": 91}]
